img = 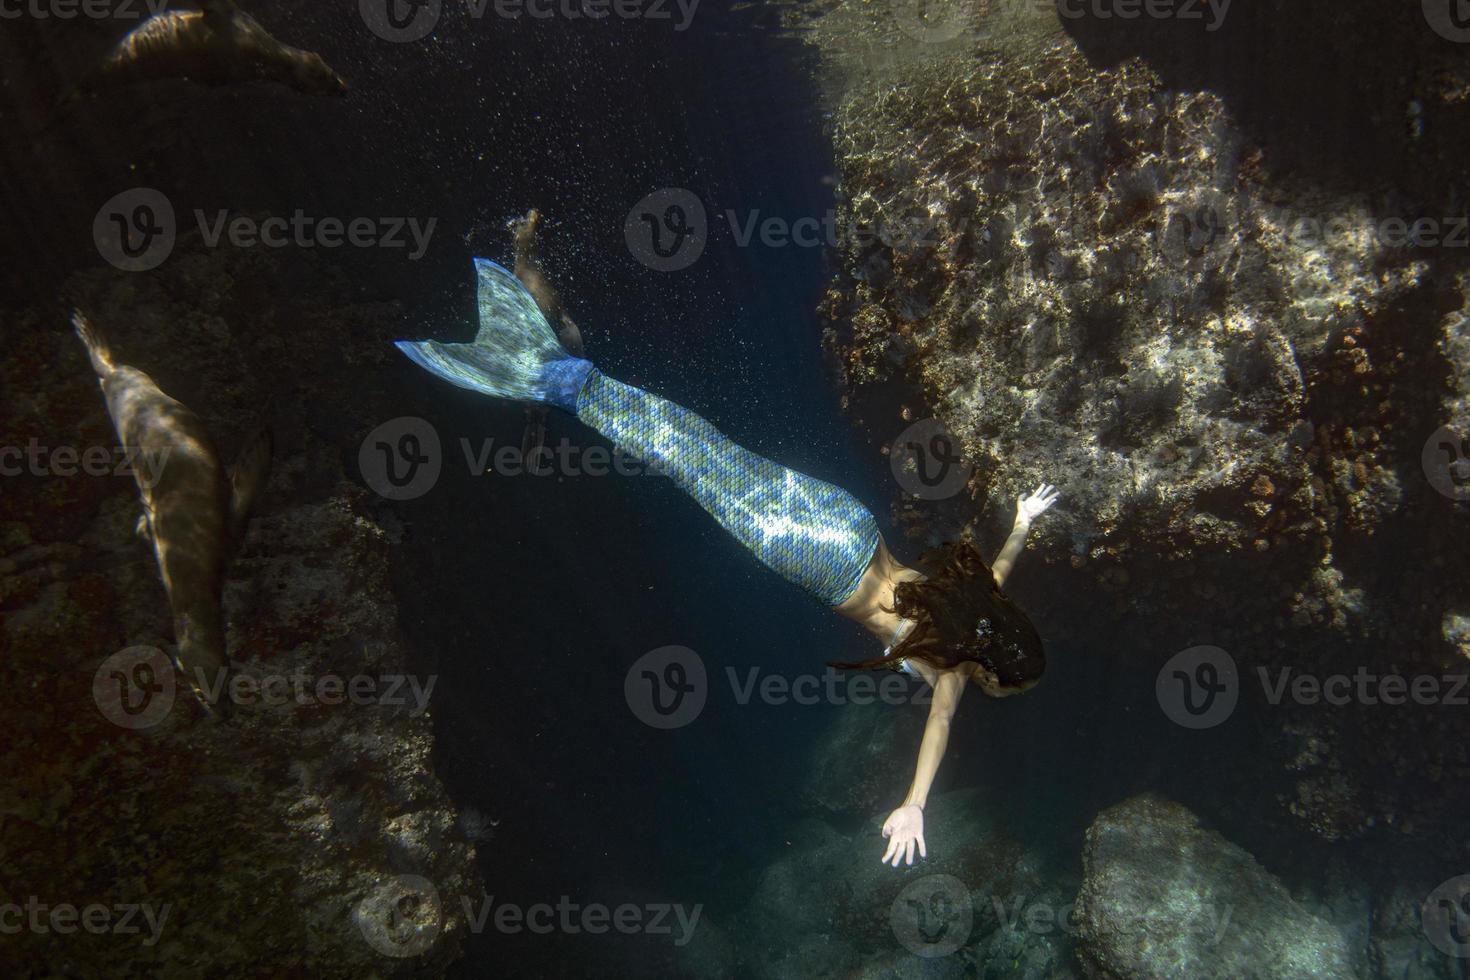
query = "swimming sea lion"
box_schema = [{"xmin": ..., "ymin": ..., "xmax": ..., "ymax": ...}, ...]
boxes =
[
  {"xmin": 74, "ymin": 311, "xmax": 271, "ymax": 720},
  {"xmin": 81, "ymin": 0, "xmax": 346, "ymax": 98},
  {"xmin": 511, "ymin": 209, "xmax": 584, "ymax": 470}
]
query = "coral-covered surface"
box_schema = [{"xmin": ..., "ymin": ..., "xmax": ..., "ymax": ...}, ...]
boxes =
[
  {"xmin": 0, "ymin": 239, "xmax": 479, "ymax": 976},
  {"xmin": 799, "ymin": 0, "xmax": 1470, "ymax": 849}
]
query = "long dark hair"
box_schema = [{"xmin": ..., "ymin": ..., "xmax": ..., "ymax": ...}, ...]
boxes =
[{"xmin": 830, "ymin": 539, "xmax": 1045, "ymax": 688}]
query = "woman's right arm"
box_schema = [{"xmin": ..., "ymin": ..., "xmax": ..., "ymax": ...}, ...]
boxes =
[{"xmin": 879, "ymin": 665, "xmax": 967, "ymax": 866}]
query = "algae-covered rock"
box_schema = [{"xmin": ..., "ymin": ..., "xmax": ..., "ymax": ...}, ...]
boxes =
[
  {"xmin": 0, "ymin": 237, "xmax": 481, "ymax": 977},
  {"xmin": 1074, "ymin": 794, "xmax": 1359, "ymax": 979}
]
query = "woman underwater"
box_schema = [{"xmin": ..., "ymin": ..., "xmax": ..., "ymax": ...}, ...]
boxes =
[{"xmin": 395, "ymin": 221, "xmax": 1059, "ymax": 867}]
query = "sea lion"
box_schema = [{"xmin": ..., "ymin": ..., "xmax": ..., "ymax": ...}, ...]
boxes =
[
  {"xmin": 510, "ymin": 209, "xmax": 584, "ymax": 471},
  {"xmin": 80, "ymin": 0, "xmax": 346, "ymax": 98},
  {"xmin": 73, "ymin": 311, "xmax": 271, "ymax": 720}
]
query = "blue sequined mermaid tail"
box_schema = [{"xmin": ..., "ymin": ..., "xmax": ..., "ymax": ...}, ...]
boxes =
[{"xmin": 396, "ymin": 258, "xmax": 880, "ymax": 606}]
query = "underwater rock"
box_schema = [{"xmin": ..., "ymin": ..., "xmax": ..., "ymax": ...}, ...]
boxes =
[
  {"xmin": 0, "ymin": 237, "xmax": 479, "ymax": 976},
  {"xmin": 798, "ymin": 696, "xmax": 920, "ymax": 818},
  {"xmin": 680, "ymin": 789, "xmax": 1078, "ymax": 979},
  {"xmin": 1074, "ymin": 794, "xmax": 1358, "ymax": 979},
  {"xmin": 798, "ymin": 0, "xmax": 1470, "ymax": 850}
]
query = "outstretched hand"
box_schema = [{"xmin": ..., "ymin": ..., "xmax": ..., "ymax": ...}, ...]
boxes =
[
  {"xmin": 881, "ymin": 804, "xmax": 927, "ymax": 867},
  {"xmin": 1016, "ymin": 483, "xmax": 1060, "ymax": 525}
]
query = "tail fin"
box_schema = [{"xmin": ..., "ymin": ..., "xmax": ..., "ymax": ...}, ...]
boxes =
[
  {"xmin": 395, "ymin": 258, "xmax": 590, "ymax": 406},
  {"xmin": 72, "ymin": 310, "xmax": 115, "ymax": 377}
]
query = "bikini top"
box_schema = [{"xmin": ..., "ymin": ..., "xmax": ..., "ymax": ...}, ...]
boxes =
[{"xmin": 885, "ymin": 619, "xmax": 919, "ymax": 677}]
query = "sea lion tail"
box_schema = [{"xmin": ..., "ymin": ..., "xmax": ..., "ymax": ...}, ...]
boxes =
[
  {"xmin": 71, "ymin": 310, "xmax": 115, "ymax": 376},
  {"xmin": 395, "ymin": 258, "xmax": 591, "ymax": 407}
]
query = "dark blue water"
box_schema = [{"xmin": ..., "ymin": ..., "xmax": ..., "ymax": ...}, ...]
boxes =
[{"xmin": 340, "ymin": 13, "xmax": 901, "ymax": 975}]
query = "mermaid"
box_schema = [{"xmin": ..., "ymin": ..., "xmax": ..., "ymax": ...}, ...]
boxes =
[{"xmin": 395, "ymin": 225, "xmax": 1058, "ymax": 866}]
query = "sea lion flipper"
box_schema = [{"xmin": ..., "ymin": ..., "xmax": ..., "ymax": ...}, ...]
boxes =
[
  {"xmin": 228, "ymin": 425, "xmax": 272, "ymax": 543},
  {"xmin": 71, "ymin": 310, "xmax": 116, "ymax": 377},
  {"xmin": 135, "ymin": 512, "xmax": 153, "ymax": 543}
]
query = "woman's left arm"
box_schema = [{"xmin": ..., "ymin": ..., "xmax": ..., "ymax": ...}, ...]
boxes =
[{"xmin": 990, "ymin": 483, "xmax": 1060, "ymax": 588}]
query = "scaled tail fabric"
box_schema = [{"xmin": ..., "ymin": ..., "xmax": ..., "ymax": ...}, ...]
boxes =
[{"xmin": 395, "ymin": 258, "xmax": 880, "ymax": 606}]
